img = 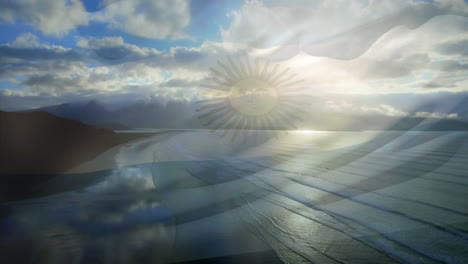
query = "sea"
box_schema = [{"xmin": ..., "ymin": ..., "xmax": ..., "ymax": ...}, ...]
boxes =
[{"xmin": 1, "ymin": 130, "xmax": 468, "ymax": 264}]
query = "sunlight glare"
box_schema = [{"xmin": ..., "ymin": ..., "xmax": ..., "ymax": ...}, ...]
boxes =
[{"xmin": 291, "ymin": 130, "xmax": 326, "ymax": 134}]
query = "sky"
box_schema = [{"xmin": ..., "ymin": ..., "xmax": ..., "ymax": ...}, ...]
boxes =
[{"xmin": 0, "ymin": 0, "xmax": 468, "ymax": 120}]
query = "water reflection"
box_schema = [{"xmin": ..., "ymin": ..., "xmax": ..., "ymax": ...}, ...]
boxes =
[{"xmin": 2, "ymin": 131, "xmax": 468, "ymax": 263}]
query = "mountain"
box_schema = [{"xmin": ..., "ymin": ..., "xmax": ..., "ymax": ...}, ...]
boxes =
[
  {"xmin": 30, "ymin": 99, "xmax": 202, "ymax": 130},
  {"xmin": 29, "ymin": 99, "xmax": 119, "ymax": 129},
  {"xmin": 0, "ymin": 110, "xmax": 154, "ymax": 202},
  {"xmin": 0, "ymin": 110, "xmax": 147, "ymax": 175},
  {"xmin": 93, "ymin": 122, "xmax": 130, "ymax": 131},
  {"xmin": 28, "ymin": 99, "xmax": 468, "ymax": 131}
]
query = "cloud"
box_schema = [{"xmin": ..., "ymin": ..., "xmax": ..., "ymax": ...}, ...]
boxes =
[
  {"xmin": 76, "ymin": 36, "xmax": 160, "ymax": 62},
  {"xmin": 75, "ymin": 37, "xmax": 243, "ymax": 71},
  {"xmin": 0, "ymin": 44, "xmax": 80, "ymax": 65},
  {"xmin": 278, "ymin": 12, "xmax": 468, "ymax": 94},
  {"xmin": 12, "ymin": 32, "xmax": 42, "ymax": 48},
  {"xmin": 436, "ymin": 39, "xmax": 468, "ymax": 57},
  {"xmin": 2, "ymin": 1, "xmax": 468, "ymax": 111},
  {"xmin": 0, "ymin": 92, "xmax": 86, "ymax": 111},
  {"xmin": 324, "ymin": 99, "xmax": 463, "ymax": 120},
  {"xmin": 415, "ymin": 74, "xmax": 467, "ymax": 89},
  {"xmin": 359, "ymin": 54, "xmax": 431, "ymax": 79},
  {"xmin": 159, "ymin": 77, "xmax": 201, "ymax": 88},
  {"xmin": 0, "ymin": 35, "xmax": 156, "ymax": 95},
  {"xmin": 91, "ymin": 166, "xmax": 155, "ymax": 194},
  {"xmin": 22, "ymin": 74, "xmax": 85, "ymax": 94},
  {"xmin": 325, "ymin": 100, "xmax": 409, "ymax": 117},
  {"xmin": 414, "ymin": 111, "xmax": 459, "ymax": 119},
  {"xmin": 0, "ymin": 35, "xmax": 222, "ymax": 98},
  {"xmin": 93, "ymin": 0, "xmax": 191, "ymax": 40},
  {"xmin": 0, "ymin": 0, "xmax": 192, "ymax": 40},
  {"xmin": 436, "ymin": 0, "xmax": 468, "ymax": 14},
  {"xmin": 221, "ymin": 0, "xmax": 468, "ymax": 60},
  {"xmin": 0, "ymin": 0, "xmax": 88, "ymax": 36},
  {"xmin": 431, "ymin": 60, "xmax": 468, "ymax": 72},
  {"xmin": 421, "ymin": 81, "xmax": 458, "ymax": 89},
  {"xmin": 0, "ymin": 33, "xmax": 83, "ymax": 82}
]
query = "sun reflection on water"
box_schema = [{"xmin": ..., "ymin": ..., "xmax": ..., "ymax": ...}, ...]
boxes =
[{"xmin": 290, "ymin": 130, "xmax": 327, "ymax": 134}]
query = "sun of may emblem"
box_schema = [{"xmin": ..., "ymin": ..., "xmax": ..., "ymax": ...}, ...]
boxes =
[{"xmin": 196, "ymin": 55, "xmax": 308, "ymax": 140}]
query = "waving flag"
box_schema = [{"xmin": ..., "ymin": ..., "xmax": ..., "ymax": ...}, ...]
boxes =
[{"xmin": 1, "ymin": 1, "xmax": 468, "ymax": 264}]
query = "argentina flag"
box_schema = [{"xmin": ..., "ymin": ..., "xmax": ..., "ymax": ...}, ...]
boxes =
[{"xmin": 1, "ymin": 1, "xmax": 468, "ymax": 263}]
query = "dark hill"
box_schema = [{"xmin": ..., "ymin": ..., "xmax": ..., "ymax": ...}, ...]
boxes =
[{"xmin": 0, "ymin": 110, "xmax": 144, "ymax": 175}]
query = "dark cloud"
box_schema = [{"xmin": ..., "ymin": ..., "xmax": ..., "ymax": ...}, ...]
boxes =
[
  {"xmin": 437, "ymin": 39, "xmax": 468, "ymax": 57},
  {"xmin": 361, "ymin": 54, "xmax": 430, "ymax": 79},
  {"xmin": 432, "ymin": 60, "xmax": 468, "ymax": 72},
  {"xmin": 422, "ymin": 82, "xmax": 457, "ymax": 89},
  {"xmin": 22, "ymin": 74, "xmax": 84, "ymax": 94},
  {"xmin": 0, "ymin": 45, "xmax": 81, "ymax": 64},
  {"xmin": 0, "ymin": 39, "xmax": 84, "ymax": 82},
  {"xmin": 160, "ymin": 78, "xmax": 201, "ymax": 88},
  {"xmin": 76, "ymin": 37, "xmax": 231, "ymax": 70},
  {"xmin": 77, "ymin": 36, "xmax": 159, "ymax": 63}
]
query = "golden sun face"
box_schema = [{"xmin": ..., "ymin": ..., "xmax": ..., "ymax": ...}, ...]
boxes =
[
  {"xmin": 229, "ymin": 78, "xmax": 278, "ymax": 115},
  {"xmin": 196, "ymin": 55, "xmax": 307, "ymax": 140}
]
